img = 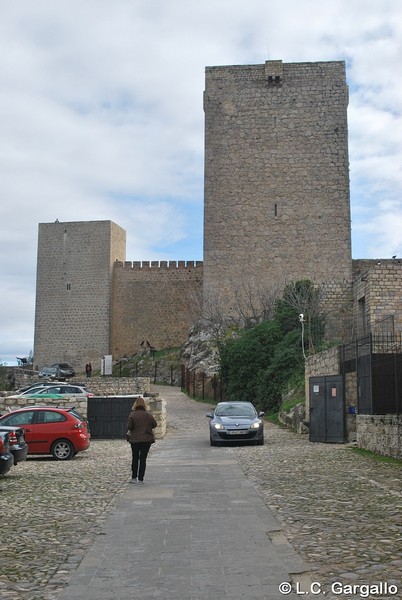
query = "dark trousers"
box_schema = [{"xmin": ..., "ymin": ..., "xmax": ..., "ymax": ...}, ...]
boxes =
[{"xmin": 130, "ymin": 442, "xmax": 152, "ymax": 481}]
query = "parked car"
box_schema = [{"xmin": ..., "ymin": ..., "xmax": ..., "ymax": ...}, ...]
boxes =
[
  {"xmin": 0, "ymin": 426, "xmax": 28, "ymax": 465},
  {"xmin": 15, "ymin": 381, "xmax": 66, "ymax": 394},
  {"xmin": 12, "ymin": 384, "xmax": 63, "ymax": 397},
  {"xmin": 0, "ymin": 407, "xmax": 91, "ymax": 460},
  {"xmin": 26, "ymin": 384, "xmax": 93, "ymax": 399},
  {"xmin": 38, "ymin": 366, "xmax": 60, "ymax": 379},
  {"xmin": 51, "ymin": 363, "xmax": 75, "ymax": 378},
  {"xmin": 206, "ymin": 401, "xmax": 265, "ymax": 446},
  {"xmin": 0, "ymin": 431, "xmax": 14, "ymax": 475},
  {"xmin": 9, "ymin": 384, "xmax": 93, "ymax": 401}
]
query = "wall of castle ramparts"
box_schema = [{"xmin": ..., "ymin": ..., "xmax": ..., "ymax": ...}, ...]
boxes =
[
  {"xmin": 116, "ymin": 260, "xmax": 203, "ymax": 270},
  {"xmin": 111, "ymin": 261, "xmax": 203, "ymax": 358}
]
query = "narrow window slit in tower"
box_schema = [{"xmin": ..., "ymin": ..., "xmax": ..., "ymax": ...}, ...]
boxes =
[
  {"xmin": 274, "ymin": 204, "xmax": 278, "ymax": 217},
  {"xmin": 67, "ymin": 283, "xmax": 71, "ymax": 291}
]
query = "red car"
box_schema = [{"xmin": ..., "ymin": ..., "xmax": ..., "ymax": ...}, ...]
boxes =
[{"xmin": 0, "ymin": 407, "xmax": 90, "ymax": 460}]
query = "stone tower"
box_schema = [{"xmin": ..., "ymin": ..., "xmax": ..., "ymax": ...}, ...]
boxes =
[
  {"xmin": 203, "ymin": 60, "xmax": 353, "ymax": 337},
  {"xmin": 33, "ymin": 220, "xmax": 126, "ymax": 370}
]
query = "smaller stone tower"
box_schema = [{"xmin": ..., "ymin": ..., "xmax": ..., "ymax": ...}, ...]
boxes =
[{"xmin": 33, "ymin": 220, "xmax": 126, "ymax": 371}]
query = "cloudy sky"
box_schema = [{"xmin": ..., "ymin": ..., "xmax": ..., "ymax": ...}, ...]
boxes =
[{"xmin": 1, "ymin": 0, "xmax": 401, "ymax": 365}]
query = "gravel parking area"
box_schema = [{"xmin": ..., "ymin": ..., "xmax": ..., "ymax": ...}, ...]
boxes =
[
  {"xmin": 1, "ymin": 439, "xmax": 131, "ymax": 600},
  {"xmin": 2, "ymin": 385, "xmax": 402, "ymax": 600}
]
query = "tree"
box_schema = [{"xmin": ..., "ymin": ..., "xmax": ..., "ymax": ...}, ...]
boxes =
[
  {"xmin": 218, "ymin": 280, "xmax": 325, "ymax": 412},
  {"xmin": 274, "ymin": 280, "xmax": 325, "ymax": 353},
  {"xmin": 219, "ymin": 321, "xmax": 282, "ymax": 402}
]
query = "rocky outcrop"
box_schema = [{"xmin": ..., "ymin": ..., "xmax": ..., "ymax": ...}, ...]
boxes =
[
  {"xmin": 278, "ymin": 401, "xmax": 309, "ymax": 434},
  {"xmin": 180, "ymin": 326, "xmax": 220, "ymax": 375}
]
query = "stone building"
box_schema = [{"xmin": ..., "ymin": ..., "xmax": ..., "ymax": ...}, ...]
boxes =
[
  {"xmin": 34, "ymin": 220, "xmax": 202, "ymax": 370},
  {"xmin": 34, "ymin": 59, "xmax": 401, "ymax": 375}
]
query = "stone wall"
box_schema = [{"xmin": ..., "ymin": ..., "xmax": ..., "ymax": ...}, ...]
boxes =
[
  {"xmin": 356, "ymin": 415, "xmax": 402, "ymax": 459},
  {"xmin": 0, "ymin": 377, "xmax": 167, "ymax": 439},
  {"xmin": 353, "ymin": 260, "xmax": 402, "ymax": 337},
  {"xmin": 111, "ymin": 260, "xmax": 203, "ymax": 357},
  {"xmin": 10, "ymin": 374, "xmax": 151, "ymax": 396},
  {"xmin": 203, "ymin": 60, "xmax": 352, "ymax": 341}
]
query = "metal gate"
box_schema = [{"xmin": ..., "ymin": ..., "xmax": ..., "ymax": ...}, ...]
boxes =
[
  {"xmin": 309, "ymin": 375, "xmax": 345, "ymax": 443},
  {"xmin": 87, "ymin": 397, "xmax": 135, "ymax": 439}
]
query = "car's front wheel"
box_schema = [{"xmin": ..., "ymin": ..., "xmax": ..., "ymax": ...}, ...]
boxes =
[{"xmin": 51, "ymin": 439, "xmax": 75, "ymax": 460}]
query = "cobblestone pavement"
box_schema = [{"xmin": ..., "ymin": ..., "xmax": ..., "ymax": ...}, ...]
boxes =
[{"xmin": 1, "ymin": 385, "xmax": 401, "ymax": 600}]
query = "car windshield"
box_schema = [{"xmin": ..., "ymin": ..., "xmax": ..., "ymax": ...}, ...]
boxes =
[
  {"xmin": 21, "ymin": 386, "xmax": 46, "ymax": 395},
  {"xmin": 215, "ymin": 403, "xmax": 256, "ymax": 417}
]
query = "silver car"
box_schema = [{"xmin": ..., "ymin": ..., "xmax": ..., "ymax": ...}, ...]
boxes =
[
  {"xmin": 11, "ymin": 384, "xmax": 93, "ymax": 400},
  {"xmin": 207, "ymin": 401, "xmax": 264, "ymax": 446}
]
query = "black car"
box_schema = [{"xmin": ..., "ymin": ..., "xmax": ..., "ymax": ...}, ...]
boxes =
[
  {"xmin": 0, "ymin": 431, "xmax": 14, "ymax": 475},
  {"xmin": 207, "ymin": 401, "xmax": 265, "ymax": 446},
  {"xmin": 0, "ymin": 426, "xmax": 28, "ymax": 465},
  {"xmin": 51, "ymin": 363, "xmax": 75, "ymax": 378}
]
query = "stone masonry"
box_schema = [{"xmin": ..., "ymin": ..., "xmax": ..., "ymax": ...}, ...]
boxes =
[
  {"xmin": 353, "ymin": 259, "xmax": 402, "ymax": 337},
  {"xmin": 357, "ymin": 414, "xmax": 402, "ymax": 459},
  {"xmin": 0, "ymin": 377, "xmax": 167, "ymax": 439},
  {"xmin": 34, "ymin": 60, "xmax": 402, "ymax": 375},
  {"xmin": 34, "ymin": 221, "xmax": 126, "ymax": 370},
  {"xmin": 111, "ymin": 260, "xmax": 203, "ymax": 357},
  {"xmin": 203, "ymin": 60, "xmax": 353, "ymax": 340}
]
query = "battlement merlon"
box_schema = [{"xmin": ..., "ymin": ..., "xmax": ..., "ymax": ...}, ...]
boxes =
[{"xmin": 114, "ymin": 260, "xmax": 203, "ymax": 270}]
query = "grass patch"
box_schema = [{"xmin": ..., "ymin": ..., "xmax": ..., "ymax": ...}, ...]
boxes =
[
  {"xmin": 351, "ymin": 447, "xmax": 402, "ymax": 465},
  {"xmin": 265, "ymin": 411, "xmax": 282, "ymax": 425}
]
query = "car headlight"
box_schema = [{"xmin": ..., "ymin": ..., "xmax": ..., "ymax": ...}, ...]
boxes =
[
  {"xmin": 213, "ymin": 423, "xmax": 225, "ymax": 430},
  {"xmin": 250, "ymin": 421, "xmax": 261, "ymax": 429}
]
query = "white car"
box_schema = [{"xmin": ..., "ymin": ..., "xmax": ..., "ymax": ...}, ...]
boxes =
[{"xmin": 12, "ymin": 384, "xmax": 93, "ymax": 399}]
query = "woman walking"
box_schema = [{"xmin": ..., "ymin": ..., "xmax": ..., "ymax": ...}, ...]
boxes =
[{"xmin": 126, "ymin": 397, "xmax": 157, "ymax": 484}]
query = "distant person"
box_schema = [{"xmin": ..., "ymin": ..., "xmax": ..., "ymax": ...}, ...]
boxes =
[
  {"xmin": 126, "ymin": 397, "xmax": 157, "ymax": 484},
  {"xmin": 85, "ymin": 363, "xmax": 92, "ymax": 378}
]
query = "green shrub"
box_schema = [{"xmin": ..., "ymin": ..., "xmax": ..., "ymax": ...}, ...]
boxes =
[{"xmin": 218, "ymin": 279, "xmax": 325, "ymax": 414}]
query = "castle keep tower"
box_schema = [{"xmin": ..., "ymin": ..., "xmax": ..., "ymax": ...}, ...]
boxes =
[
  {"xmin": 34, "ymin": 221, "xmax": 126, "ymax": 370},
  {"xmin": 203, "ymin": 60, "xmax": 353, "ymax": 336}
]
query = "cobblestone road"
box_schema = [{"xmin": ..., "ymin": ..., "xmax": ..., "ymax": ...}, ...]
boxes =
[{"xmin": 1, "ymin": 385, "xmax": 401, "ymax": 600}]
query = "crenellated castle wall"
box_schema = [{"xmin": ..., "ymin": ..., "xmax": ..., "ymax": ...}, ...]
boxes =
[{"xmin": 110, "ymin": 260, "xmax": 203, "ymax": 357}]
